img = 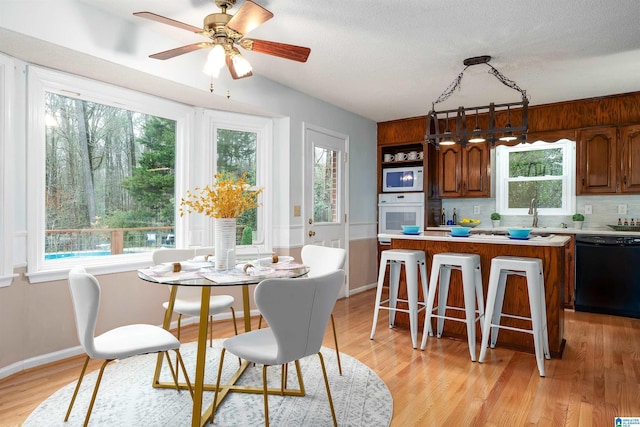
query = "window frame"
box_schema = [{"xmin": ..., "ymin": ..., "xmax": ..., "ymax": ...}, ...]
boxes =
[
  {"xmin": 0, "ymin": 53, "xmax": 16, "ymax": 287},
  {"xmin": 26, "ymin": 66, "xmax": 192, "ymax": 283},
  {"xmin": 495, "ymin": 139, "xmax": 576, "ymax": 216},
  {"xmin": 195, "ymin": 109, "xmax": 273, "ymax": 254}
]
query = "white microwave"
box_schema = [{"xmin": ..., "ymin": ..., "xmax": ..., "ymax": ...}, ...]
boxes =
[{"xmin": 382, "ymin": 166, "xmax": 423, "ymax": 192}]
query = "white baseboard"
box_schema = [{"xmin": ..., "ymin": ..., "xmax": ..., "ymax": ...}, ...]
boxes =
[
  {"xmin": 349, "ymin": 282, "xmax": 377, "ymax": 296},
  {"xmin": 0, "ymin": 309, "xmax": 259, "ymax": 381}
]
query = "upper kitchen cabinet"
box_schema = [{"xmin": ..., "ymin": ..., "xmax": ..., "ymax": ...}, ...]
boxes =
[
  {"xmin": 576, "ymin": 127, "xmax": 617, "ymax": 194},
  {"xmin": 439, "ymin": 142, "xmax": 490, "ymax": 198},
  {"xmin": 377, "ymin": 117, "xmax": 426, "ymax": 146},
  {"xmin": 620, "ymin": 125, "xmax": 640, "ymax": 193},
  {"xmin": 577, "ymin": 125, "xmax": 640, "ymax": 194}
]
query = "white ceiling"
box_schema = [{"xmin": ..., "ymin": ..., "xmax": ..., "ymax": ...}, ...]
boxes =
[{"xmin": 9, "ymin": 0, "xmax": 640, "ymax": 122}]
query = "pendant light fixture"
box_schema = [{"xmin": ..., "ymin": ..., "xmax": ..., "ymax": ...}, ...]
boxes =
[
  {"xmin": 425, "ymin": 56, "xmax": 529, "ymax": 148},
  {"xmin": 468, "ymin": 108, "xmax": 486, "ymax": 143},
  {"xmin": 440, "ymin": 112, "xmax": 456, "ymax": 145},
  {"xmin": 499, "ymin": 105, "xmax": 518, "ymax": 142}
]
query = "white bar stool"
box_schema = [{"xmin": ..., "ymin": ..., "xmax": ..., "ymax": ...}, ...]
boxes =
[
  {"xmin": 479, "ymin": 256, "xmax": 550, "ymax": 377},
  {"xmin": 370, "ymin": 249, "xmax": 429, "ymax": 349},
  {"xmin": 420, "ymin": 252, "xmax": 484, "ymax": 361}
]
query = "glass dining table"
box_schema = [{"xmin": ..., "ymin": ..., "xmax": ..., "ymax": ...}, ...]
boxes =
[{"xmin": 138, "ymin": 261, "xmax": 310, "ymax": 427}]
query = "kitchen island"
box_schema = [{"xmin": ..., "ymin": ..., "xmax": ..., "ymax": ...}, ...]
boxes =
[{"xmin": 378, "ymin": 231, "xmax": 572, "ymax": 357}]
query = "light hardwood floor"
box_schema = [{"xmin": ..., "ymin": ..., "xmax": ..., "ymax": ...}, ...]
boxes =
[{"xmin": 1, "ymin": 288, "xmax": 639, "ymax": 426}]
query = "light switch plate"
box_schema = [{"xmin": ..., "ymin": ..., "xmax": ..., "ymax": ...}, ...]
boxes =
[
  {"xmin": 618, "ymin": 204, "xmax": 627, "ymax": 215},
  {"xmin": 473, "ymin": 205, "xmax": 480, "ymax": 215},
  {"xmin": 293, "ymin": 205, "xmax": 301, "ymax": 217},
  {"xmin": 584, "ymin": 205, "xmax": 592, "ymax": 215}
]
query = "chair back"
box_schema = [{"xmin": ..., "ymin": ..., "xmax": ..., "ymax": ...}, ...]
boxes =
[
  {"xmin": 68, "ymin": 266, "xmax": 101, "ymax": 358},
  {"xmin": 255, "ymin": 270, "xmax": 345, "ymax": 364},
  {"xmin": 152, "ymin": 248, "xmax": 195, "ymax": 264},
  {"xmin": 152, "ymin": 248, "xmax": 202, "ymax": 298},
  {"xmin": 301, "ymin": 245, "xmax": 346, "ymax": 278},
  {"xmin": 194, "ymin": 246, "xmax": 215, "ymax": 257}
]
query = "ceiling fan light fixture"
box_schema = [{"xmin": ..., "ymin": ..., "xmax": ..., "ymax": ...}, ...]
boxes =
[
  {"xmin": 231, "ymin": 50, "xmax": 253, "ymax": 77},
  {"xmin": 203, "ymin": 44, "xmax": 226, "ymax": 77}
]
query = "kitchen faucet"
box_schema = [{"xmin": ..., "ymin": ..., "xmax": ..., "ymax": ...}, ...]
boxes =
[{"xmin": 528, "ymin": 198, "xmax": 539, "ymax": 228}]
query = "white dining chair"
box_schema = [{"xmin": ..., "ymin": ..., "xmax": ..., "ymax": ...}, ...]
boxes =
[
  {"xmin": 212, "ymin": 270, "xmax": 345, "ymax": 427},
  {"xmin": 66, "ymin": 266, "xmax": 192, "ymax": 427},
  {"xmin": 153, "ymin": 248, "xmax": 238, "ymax": 346},
  {"xmin": 256, "ymin": 245, "xmax": 346, "ymax": 374},
  {"xmin": 302, "ymin": 244, "xmax": 346, "ymax": 374}
]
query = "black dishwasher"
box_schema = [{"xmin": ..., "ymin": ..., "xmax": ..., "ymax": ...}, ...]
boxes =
[{"xmin": 575, "ymin": 234, "xmax": 640, "ymax": 319}]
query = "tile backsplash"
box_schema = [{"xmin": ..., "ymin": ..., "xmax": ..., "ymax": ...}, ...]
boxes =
[{"xmin": 442, "ymin": 195, "xmax": 640, "ymax": 230}]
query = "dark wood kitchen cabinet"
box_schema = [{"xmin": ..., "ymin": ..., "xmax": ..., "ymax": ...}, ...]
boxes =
[
  {"xmin": 577, "ymin": 125, "xmax": 640, "ymax": 194},
  {"xmin": 576, "ymin": 127, "xmax": 617, "ymax": 194},
  {"xmin": 377, "ymin": 117, "xmax": 442, "ymax": 227},
  {"xmin": 620, "ymin": 124, "xmax": 640, "ymax": 193},
  {"xmin": 439, "ymin": 142, "xmax": 490, "ymax": 198}
]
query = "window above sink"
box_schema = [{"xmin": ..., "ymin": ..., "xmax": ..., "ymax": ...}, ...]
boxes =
[{"xmin": 495, "ymin": 139, "xmax": 576, "ymax": 216}]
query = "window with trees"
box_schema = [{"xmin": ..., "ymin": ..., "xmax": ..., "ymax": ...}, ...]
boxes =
[
  {"xmin": 217, "ymin": 129, "xmax": 259, "ymax": 244},
  {"xmin": 27, "ymin": 66, "xmax": 190, "ymax": 281},
  {"xmin": 45, "ymin": 93, "xmax": 177, "ymax": 258},
  {"xmin": 495, "ymin": 139, "xmax": 575, "ymax": 215}
]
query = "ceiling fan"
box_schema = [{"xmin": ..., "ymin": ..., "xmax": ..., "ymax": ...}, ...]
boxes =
[{"xmin": 134, "ymin": 0, "xmax": 311, "ymax": 80}]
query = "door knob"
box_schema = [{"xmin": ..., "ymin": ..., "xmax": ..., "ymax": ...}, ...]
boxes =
[{"xmin": 308, "ymin": 230, "xmax": 316, "ymax": 237}]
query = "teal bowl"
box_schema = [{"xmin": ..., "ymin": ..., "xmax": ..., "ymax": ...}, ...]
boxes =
[
  {"xmin": 401, "ymin": 225, "xmax": 421, "ymax": 234},
  {"xmin": 450, "ymin": 226, "xmax": 470, "ymax": 237},
  {"xmin": 507, "ymin": 228, "xmax": 532, "ymax": 238}
]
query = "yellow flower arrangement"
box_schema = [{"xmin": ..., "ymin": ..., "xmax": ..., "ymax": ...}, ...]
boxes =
[{"xmin": 179, "ymin": 173, "xmax": 263, "ymax": 219}]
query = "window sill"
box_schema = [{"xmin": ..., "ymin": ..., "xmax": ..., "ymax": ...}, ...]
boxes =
[{"xmin": 26, "ymin": 253, "xmax": 152, "ymax": 284}]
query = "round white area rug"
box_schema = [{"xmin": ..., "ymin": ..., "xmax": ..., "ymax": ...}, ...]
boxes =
[{"xmin": 25, "ymin": 340, "xmax": 392, "ymax": 426}]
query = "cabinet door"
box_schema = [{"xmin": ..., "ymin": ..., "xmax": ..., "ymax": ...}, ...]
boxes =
[
  {"xmin": 577, "ymin": 127, "xmax": 617, "ymax": 194},
  {"xmin": 439, "ymin": 144, "xmax": 462, "ymax": 197},
  {"xmin": 463, "ymin": 143, "xmax": 490, "ymax": 197},
  {"xmin": 620, "ymin": 125, "xmax": 640, "ymax": 193}
]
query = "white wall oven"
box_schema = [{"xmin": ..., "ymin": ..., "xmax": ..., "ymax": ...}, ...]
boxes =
[{"xmin": 378, "ymin": 193, "xmax": 425, "ymax": 242}]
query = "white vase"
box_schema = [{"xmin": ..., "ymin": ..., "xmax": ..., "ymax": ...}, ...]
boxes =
[
  {"xmin": 573, "ymin": 221, "xmax": 584, "ymax": 229},
  {"xmin": 492, "ymin": 220, "xmax": 501, "ymax": 228},
  {"xmin": 214, "ymin": 218, "xmax": 237, "ymax": 270}
]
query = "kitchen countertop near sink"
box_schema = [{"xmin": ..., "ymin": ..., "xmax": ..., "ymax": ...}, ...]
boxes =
[
  {"xmin": 426, "ymin": 226, "xmax": 640, "ymax": 236},
  {"xmin": 379, "ymin": 231, "xmax": 571, "ymax": 247}
]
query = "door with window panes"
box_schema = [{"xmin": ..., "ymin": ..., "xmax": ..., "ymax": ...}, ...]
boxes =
[{"xmin": 304, "ymin": 126, "xmax": 347, "ymax": 292}]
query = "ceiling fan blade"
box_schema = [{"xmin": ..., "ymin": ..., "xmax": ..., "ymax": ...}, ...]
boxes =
[
  {"xmin": 225, "ymin": 55, "xmax": 253, "ymax": 80},
  {"xmin": 149, "ymin": 42, "xmax": 211, "ymax": 60},
  {"xmin": 226, "ymin": 0, "xmax": 273, "ymax": 36},
  {"xmin": 240, "ymin": 39, "xmax": 310, "ymax": 62},
  {"xmin": 133, "ymin": 11, "xmax": 204, "ymax": 34}
]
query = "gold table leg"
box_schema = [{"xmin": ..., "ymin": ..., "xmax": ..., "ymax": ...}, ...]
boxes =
[{"xmin": 152, "ymin": 283, "xmax": 306, "ymax": 427}]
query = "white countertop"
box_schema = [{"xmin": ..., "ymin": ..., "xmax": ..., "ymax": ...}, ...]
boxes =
[
  {"xmin": 425, "ymin": 226, "xmax": 640, "ymax": 237},
  {"xmin": 378, "ymin": 230, "xmax": 572, "ymax": 247}
]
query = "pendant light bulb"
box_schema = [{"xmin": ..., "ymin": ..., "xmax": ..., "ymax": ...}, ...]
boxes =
[
  {"xmin": 499, "ymin": 106, "xmax": 518, "ymax": 141},
  {"xmin": 440, "ymin": 112, "xmax": 456, "ymax": 145},
  {"xmin": 469, "ymin": 108, "xmax": 486, "ymax": 143}
]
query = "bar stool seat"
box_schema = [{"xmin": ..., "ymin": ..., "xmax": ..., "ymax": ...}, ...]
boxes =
[
  {"xmin": 370, "ymin": 249, "xmax": 428, "ymax": 349},
  {"xmin": 420, "ymin": 252, "xmax": 484, "ymax": 361},
  {"xmin": 479, "ymin": 256, "xmax": 550, "ymax": 377}
]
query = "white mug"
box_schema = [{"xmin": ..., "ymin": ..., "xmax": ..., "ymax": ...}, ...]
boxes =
[
  {"xmin": 408, "ymin": 151, "xmax": 418, "ymax": 160},
  {"xmin": 395, "ymin": 152, "xmax": 407, "ymax": 161},
  {"xmin": 383, "ymin": 153, "xmax": 394, "ymax": 162},
  {"xmin": 418, "ymin": 151, "xmax": 424, "ymax": 160}
]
